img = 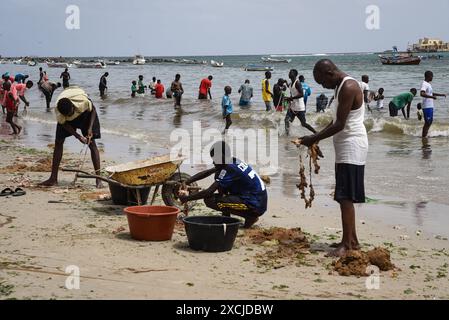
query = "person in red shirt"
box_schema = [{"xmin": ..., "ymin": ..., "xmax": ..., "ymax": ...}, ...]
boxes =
[
  {"xmin": 198, "ymin": 75, "xmax": 213, "ymax": 100},
  {"xmin": 2, "ymin": 81, "xmax": 21, "ymax": 135},
  {"xmin": 154, "ymin": 79, "xmax": 165, "ymax": 99}
]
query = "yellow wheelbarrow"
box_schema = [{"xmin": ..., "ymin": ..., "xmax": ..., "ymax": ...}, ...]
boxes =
[{"xmin": 62, "ymin": 154, "xmax": 200, "ymax": 209}]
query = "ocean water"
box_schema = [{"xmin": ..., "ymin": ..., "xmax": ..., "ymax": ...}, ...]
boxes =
[{"xmin": 2, "ymin": 53, "xmax": 449, "ymax": 235}]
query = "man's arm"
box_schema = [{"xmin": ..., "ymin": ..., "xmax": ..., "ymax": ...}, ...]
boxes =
[
  {"xmin": 181, "ymin": 182, "xmax": 219, "ymax": 203},
  {"xmin": 180, "ymin": 83, "xmax": 184, "ymax": 94},
  {"xmin": 420, "ymin": 90, "xmax": 436, "ymax": 99},
  {"xmin": 208, "ymin": 86, "xmax": 212, "ymax": 99},
  {"xmin": 19, "ymin": 95, "xmax": 29, "ymax": 106},
  {"xmin": 185, "ymin": 167, "xmax": 217, "ymax": 185},
  {"xmin": 433, "ymin": 92, "xmax": 446, "ymax": 97},
  {"xmin": 301, "ymin": 81, "xmax": 357, "ymax": 146},
  {"xmin": 63, "ymin": 123, "xmax": 86, "ymax": 144},
  {"xmin": 363, "ymin": 90, "xmax": 369, "ymax": 104}
]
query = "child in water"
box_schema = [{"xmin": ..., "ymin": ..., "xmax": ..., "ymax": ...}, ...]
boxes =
[
  {"xmin": 131, "ymin": 81, "xmax": 137, "ymax": 98},
  {"xmin": 222, "ymin": 86, "xmax": 233, "ymax": 134},
  {"xmin": 137, "ymin": 75, "xmax": 145, "ymax": 95},
  {"xmin": 375, "ymin": 88, "xmax": 385, "ymax": 110},
  {"xmin": 417, "ymin": 103, "xmax": 423, "ymax": 121}
]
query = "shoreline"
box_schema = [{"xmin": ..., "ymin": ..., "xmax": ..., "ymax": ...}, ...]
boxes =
[{"xmin": 1, "ymin": 139, "xmax": 449, "ymax": 300}]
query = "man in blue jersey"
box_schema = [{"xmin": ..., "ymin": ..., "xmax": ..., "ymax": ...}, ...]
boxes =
[{"xmin": 179, "ymin": 141, "xmax": 268, "ymax": 228}]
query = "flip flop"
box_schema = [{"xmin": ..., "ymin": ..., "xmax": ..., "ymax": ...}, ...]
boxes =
[
  {"xmin": 12, "ymin": 188, "xmax": 26, "ymax": 197},
  {"xmin": 0, "ymin": 188, "xmax": 14, "ymax": 197}
]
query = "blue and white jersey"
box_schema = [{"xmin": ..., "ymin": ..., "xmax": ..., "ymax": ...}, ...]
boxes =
[{"xmin": 215, "ymin": 158, "xmax": 267, "ymax": 213}]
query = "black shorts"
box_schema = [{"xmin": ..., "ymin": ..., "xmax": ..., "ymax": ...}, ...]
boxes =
[
  {"xmin": 334, "ymin": 163, "xmax": 366, "ymax": 204},
  {"xmin": 210, "ymin": 193, "xmax": 267, "ymax": 217},
  {"xmin": 389, "ymin": 102, "xmax": 399, "ymax": 117},
  {"xmin": 56, "ymin": 110, "xmax": 101, "ymax": 141},
  {"xmin": 286, "ymin": 109, "xmax": 307, "ymax": 123},
  {"xmin": 198, "ymin": 93, "xmax": 208, "ymax": 100}
]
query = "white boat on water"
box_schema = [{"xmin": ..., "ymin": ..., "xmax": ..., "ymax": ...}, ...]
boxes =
[
  {"xmin": 0, "ymin": 59, "xmax": 5, "ymax": 64},
  {"xmin": 27, "ymin": 61, "xmax": 37, "ymax": 67},
  {"xmin": 74, "ymin": 61, "xmax": 106, "ymax": 69},
  {"xmin": 47, "ymin": 62, "xmax": 72, "ymax": 68},
  {"xmin": 133, "ymin": 55, "xmax": 146, "ymax": 65},
  {"xmin": 211, "ymin": 60, "xmax": 224, "ymax": 67},
  {"xmin": 261, "ymin": 57, "xmax": 291, "ymax": 63},
  {"xmin": 104, "ymin": 60, "xmax": 120, "ymax": 65},
  {"xmin": 244, "ymin": 64, "xmax": 274, "ymax": 72}
]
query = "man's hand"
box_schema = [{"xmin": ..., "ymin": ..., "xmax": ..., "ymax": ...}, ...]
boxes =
[
  {"xmin": 77, "ymin": 135, "xmax": 88, "ymax": 145},
  {"xmin": 25, "ymin": 102, "xmax": 30, "ymax": 107},
  {"xmin": 179, "ymin": 194, "xmax": 189, "ymax": 204},
  {"xmin": 301, "ymin": 135, "xmax": 317, "ymax": 147},
  {"xmin": 433, "ymin": 96, "xmax": 437, "ymax": 100}
]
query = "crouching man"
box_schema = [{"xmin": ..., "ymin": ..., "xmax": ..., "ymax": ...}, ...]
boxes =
[
  {"xmin": 179, "ymin": 141, "xmax": 267, "ymax": 228},
  {"xmin": 39, "ymin": 86, "xmax": 103, "ymax": 188}
]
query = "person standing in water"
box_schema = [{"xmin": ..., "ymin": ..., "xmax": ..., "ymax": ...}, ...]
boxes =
[
  {"xmin": 361, "ymin": 75, "xmax": 372, "ymax": 112},
  {"xmin": 99, "ymin": 72, "xmax": 108, "ymax": 98},
  {"xmin": 420, "ymin": 71, "xmax": 446, "ymax": 138},
  {"xmin": 39, "ymin": 87, "xmax": 102, "ymax": 188},
  {"xmin": 198, "ymin": 75, "xmax": 213, "ymax": 100},
  {"xmin": 60, "ymin": 68, "xmax": 71, "ymax": 89},
  {"xmin": 2, "ymin": 81, "xmax": 21, "ymax": 135},
  {"xmin": 222, "ymin": 86, "xmax": 233, "ymax": 133},
  {"xmin": 171, "ymin": 74, "xmax": 184, "ymax": 108},
  {"xmin": 137, "ymin": 75, "xmax": 146, "ymax": 95},
  {"xmin": 154, "ymin": 80, "xmax": 165, "ymax": 99},
  {"xmin": 284, "ymin": 69, "xmax": 316, "ymax": 135},
  {"xmin": 38, "ymin": 67, "xmax": 44, "ymax": 89},
  {"xmin": 299, "ymin": 75, "xmax": 312, "ymax": 107},
  {"xmin": 238, "ymin": 79, "xmax": 253, "ymax": 107},
  {"xmin": 40, "ymin": 81, "xmax": 62, "ymax": 109},
  {"xmin": 389, "ymin": 88, "xmax": 417, "ymax": 119},
  {"xmin": 300, "ymin": 59, "xmax": 369, "ymax": 257},
  {"xmin": 262, "ymin": 71, "xmax": 273, "ymax": 111}
]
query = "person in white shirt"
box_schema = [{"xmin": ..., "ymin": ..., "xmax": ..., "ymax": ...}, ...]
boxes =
[
  {"xmin": 420, "ymin": 71, "xmax": 446, "ymax": 138},
  {"xmin": 301, "ymin": 59, "xmax": 369, "ymax": 258},
  {"xmin": 361, "ymin": 75, "xmax": 372, "ymax": 112},
  {"xmin": 284, "ymin": 69, "xmax": 316, "ymax": 136}
]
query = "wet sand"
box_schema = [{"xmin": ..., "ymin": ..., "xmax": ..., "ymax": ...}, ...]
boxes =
[{"xmin": 1, "ymin": 139, "xmax": 448, "ymax": 300}]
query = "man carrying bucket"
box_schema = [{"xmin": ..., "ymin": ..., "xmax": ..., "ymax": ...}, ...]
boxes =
[{"xmin": 179, "ymin": 141, "xmax": 267, "ymax": 228}]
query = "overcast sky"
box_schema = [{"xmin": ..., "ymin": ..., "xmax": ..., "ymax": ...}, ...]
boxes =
[{"xmin": 2, "ymin": 0, "xmax": 449, "ymax": 57}]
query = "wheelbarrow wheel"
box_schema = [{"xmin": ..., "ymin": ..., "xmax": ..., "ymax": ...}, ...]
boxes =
[{"xmin": 162, "ymin": 172, "xmax": 199, "ymax": 211}]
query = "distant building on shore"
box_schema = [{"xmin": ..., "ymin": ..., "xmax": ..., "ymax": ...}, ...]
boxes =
[{"xmin": 409, "ymin": 38, "xmax": 449, "ymax": 52}]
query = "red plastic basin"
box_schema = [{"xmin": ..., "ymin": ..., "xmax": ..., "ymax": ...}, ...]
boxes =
[{"xmin": 124, "ymin": 205, "xmax": 180, "ymax": 241}]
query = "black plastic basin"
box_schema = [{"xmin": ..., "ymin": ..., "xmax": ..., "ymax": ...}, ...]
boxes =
[
  {"xmin": 183, "ymin": 216, "xmax": 242, "ymax": 252},
  {"xmin": 108, "ymin": 183, "xmax": 150, "ymax": 206}
]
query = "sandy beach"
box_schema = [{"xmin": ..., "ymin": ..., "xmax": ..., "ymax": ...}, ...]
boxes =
[{"xmin": 1, "ymin": 137, "xmax": 448, "ymax": 300}]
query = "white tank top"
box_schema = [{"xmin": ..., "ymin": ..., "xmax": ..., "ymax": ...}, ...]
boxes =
[
  {"xmin": 332, "ymin": 76, "xmax": 369, "ymax": 165},
  {"xmin": 290, "ymin": 79, "xmax": 306, "ymax": 112}
]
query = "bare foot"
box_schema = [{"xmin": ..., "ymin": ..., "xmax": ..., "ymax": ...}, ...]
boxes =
[
  {"xmin": 325, "ymin": 246, "xmax": 349, "ymax": 258},
  {"xmin": 38, "ymin": 179, "xmax": 58, "ymax": 187},
  {"xmin": 330, "ymin": 242, "xmax": 361, "ymax": 250}
]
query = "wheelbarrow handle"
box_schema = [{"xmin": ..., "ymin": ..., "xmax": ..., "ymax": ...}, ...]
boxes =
[{"xmin": 61, "ymin": 168, "xmax": 122, "ymax": 187}]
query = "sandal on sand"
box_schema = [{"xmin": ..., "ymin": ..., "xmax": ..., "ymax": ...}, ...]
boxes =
[
  {"xmin": 12, "ymin": 188, "xmax": 26, "ymax": 197},
  {"xmin": 0, "ymin": 188, "xmax": 14, "ymax": 197}
]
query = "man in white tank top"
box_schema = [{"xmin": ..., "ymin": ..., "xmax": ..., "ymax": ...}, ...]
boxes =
[
  {"xmin": 300, "ymin": 59, "xmax": 369, "ymax": 258},
  {"xmin": 284, "ymin": 69, "xmax": 316, "ymax": 136}
]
